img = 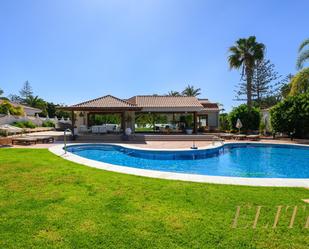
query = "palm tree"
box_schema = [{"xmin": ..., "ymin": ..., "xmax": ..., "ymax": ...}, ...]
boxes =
[
  {"xmin": 228, "ymin": 36, "xmax": 265, "ymax": 107},
  {"xmin": 296, "ymin": 39, "xmax": 309, "ymax": 70},
  {"xmin": 167, "ymin": 90, "xmax": 181, "ymax": 96},
  {"xmin": 289, "ymin": 67, "xmax": 309, "ymax": 96},
  {"xmin": 182, "ymin": 85, "xmax": 201, "ymax": 97}
]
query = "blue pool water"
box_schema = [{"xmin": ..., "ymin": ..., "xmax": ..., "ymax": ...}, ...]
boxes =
[{"xmin": 67, "ymin": 143, "xmax": 309, "ymax": 178}]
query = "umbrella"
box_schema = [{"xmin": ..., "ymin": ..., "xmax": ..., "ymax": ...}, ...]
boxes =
[{"xmin": 236, "ymin": 118, "xmax": 243, "ymax": 134}]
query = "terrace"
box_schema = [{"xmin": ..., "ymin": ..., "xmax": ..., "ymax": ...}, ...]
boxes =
[{"xmin": 62, "ymin": 95, "xmax": 220, "ymax": 138}]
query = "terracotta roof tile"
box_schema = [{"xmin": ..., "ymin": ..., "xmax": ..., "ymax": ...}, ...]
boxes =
[
  {"xmin": 67, "ymin": 95, "xmax": 219, "ymax": 112},
  {"xmin": 127, "ymin": 95, "xmax": 204, "ymax": 108},
  {"xmin": 72, "ymin": 95, "xmax": 137, "ymax": 108}
]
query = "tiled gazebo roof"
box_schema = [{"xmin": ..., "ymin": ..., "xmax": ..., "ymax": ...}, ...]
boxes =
[
  {"xmin": 127, "ymin": 95, "xmax": 204, "ymax": 108},
  {"xmin": 64, "ymin": 95, "xmax": 141, "ymax": 111},
  {"xmin": 63, "ymin": 95, "xmax": 218, "ymax": 112}
]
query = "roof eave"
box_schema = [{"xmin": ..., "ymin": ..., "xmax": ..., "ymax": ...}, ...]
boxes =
[{"xmin": 59, "ymin": 106, "xmax": 142, "ymax": 111}]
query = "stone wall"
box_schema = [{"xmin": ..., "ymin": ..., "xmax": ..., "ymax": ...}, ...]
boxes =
[{"xmin": 0, "ymin": 114, "xmax": 71, "ymax": 127}]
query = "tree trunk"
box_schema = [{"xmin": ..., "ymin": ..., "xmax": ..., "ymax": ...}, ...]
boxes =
[{"xmin": 245, "ymin": 66, "xmax": 253, "ymax": 108}]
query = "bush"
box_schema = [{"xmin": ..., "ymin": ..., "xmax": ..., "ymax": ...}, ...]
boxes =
[
  {"xmin": 219, "ymin": 113, "xmax": 230, "ymax": 131},
  {"xmin": 228, "ymin": 104, "xmax": 260, "ymax": 132},
  {"xmin": 12, "ymin": 121, "xmax": 36, "ymax": 129},
  {"xmin": 0, "ymin": 100, "xmax": 24, "ymax": 116},
  {"xmin": 0, "ymin": 130, "xmax": 8, "ymax": 137},
  {"xmin": 270, "ymin": 93, "xmax": 309, "ymax": 138},
  {"xmin": 42, "ymin": 120, "xmax": 55, "ymax": 127}
]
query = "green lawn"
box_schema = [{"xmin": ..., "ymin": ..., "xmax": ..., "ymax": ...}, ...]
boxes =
[{"xmin": 0, "ymin": 149, "xmax": 308, "ymax": 249}]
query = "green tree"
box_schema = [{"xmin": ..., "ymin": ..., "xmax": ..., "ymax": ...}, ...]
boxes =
[
  {"xmin": 182, "ymin": 85, "xmax": 201, "ymax": 97},
  {"xmin": 167, "ymin": 91, "xmax": 181, "ymax": 96},
  {"xmin": 270, "ymin": 93, "xmax": 309, "ymax": 138},
  {"xmin": 289, "ymin": 67, "xmax": 309, "ymax": 96},
  {"xmin": 228, "ymin": 36, "xmax": 265, "ymax": 107},
  {"xmin": 0, "ymin": 88, "xmax": 3, "ymax": 96},
  {"xmin": 228, "ymin": 104, "xmax": 260, "ymax": 132},
  {"xmin": 25, "ymin": 95, "xmax": 48, "ymax": 116},
  {"xmin": 8, "ymin": 94, "xmax": 23, "ymax": 103},
  {"xmin": 0, "ymin": 100, "xmax": 24, "ymax": 115},
  {"xmin": 296, "ymin": 38, "xmax": 309, "ymax": 69},
  {"xmin": 19, "ymin": 81, "xmax": 33, "ymax": 99},
  {"xmin": 219, "ymin": 113, "xmax": 230, "ymax": 131}
]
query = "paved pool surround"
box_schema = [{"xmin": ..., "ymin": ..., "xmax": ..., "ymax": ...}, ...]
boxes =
[{"xmin": 49, "ymin": 142, "xmax": 309, "ymax": 187}]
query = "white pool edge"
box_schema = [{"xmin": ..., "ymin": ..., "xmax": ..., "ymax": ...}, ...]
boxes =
[{"xmin": 49, "ymin": 142, "xmax": 309, "ymax": 188}]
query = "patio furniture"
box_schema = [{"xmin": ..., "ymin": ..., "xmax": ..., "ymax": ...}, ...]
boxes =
[
  {"xmin": 233, "ymin": 134, "xmax": 247, "ymax": 140},
  {"xmin": 79, "ymin": 125, "xmax": 89, "ymax": 133},
  {"xmin": 98, "ymin": 126, "xmax": 107, "ymax": 134},
  {"xmin": 219, "ymin": 133, "xmax": 234, "ymax": 140},
  {"xmin": 12, "ymin": 137, "xmax": 37, "ymax": 145},
  {"xmin": 91, "ymin": 126, "xmax": 99, "ymax": 133},
  {"xmin": 246, "ymin": 135, "xmax": 260, "ymax": 141},
  {"xmin": 105, "ymin": 124, "xmax": 118, "ymax": 133},
  {"xmin": 33, "ymin": 136, "xmax": 55, "ymax": 143}
]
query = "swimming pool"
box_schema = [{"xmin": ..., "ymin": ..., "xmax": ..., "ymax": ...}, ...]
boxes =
[{"xmin": 66, "ymin": 143, "xmax": 309, "ymax": 178}]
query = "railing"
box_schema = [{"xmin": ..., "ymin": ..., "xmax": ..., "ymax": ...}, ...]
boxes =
[{"xmin": 63, "ymin": 128, "xmax": 72, "ymax": 154}]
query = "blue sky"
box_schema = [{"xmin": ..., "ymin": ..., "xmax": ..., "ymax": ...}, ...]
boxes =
[{"xmin": 0, "ymin": 0, "xmax": 308, "ymax": 111}]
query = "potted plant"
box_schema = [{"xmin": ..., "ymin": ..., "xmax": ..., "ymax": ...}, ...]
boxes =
[{"xmin": 185, "ymin": 115, "xmax": 194, "ymax": 134}]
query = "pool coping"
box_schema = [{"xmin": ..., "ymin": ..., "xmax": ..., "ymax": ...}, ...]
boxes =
[{"xmin": 49, "ymin": 142, "xmax": 309, "ymax": 188}]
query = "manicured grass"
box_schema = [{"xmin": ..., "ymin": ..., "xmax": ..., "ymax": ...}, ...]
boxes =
[{"xmin": 0, "ymin": 149, "xmax": 308, "ymax": 249}]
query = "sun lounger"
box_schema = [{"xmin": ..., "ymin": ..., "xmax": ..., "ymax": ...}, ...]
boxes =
[
  {"xmin": 233, "ymin": 134, "xmax": 247, "ymax": 140},
  {"xmin": 12, "ymin": 137, "xmax": 37, "ymax": 145},
  {"xmin": 246, "ymin": 135, "xmax": 260, "ymax": 141},
  {"xmin": 32, "ymin": 136, "xmax": 55, "ymax": 143},
  {"xmin": 219, "ymin": 133, "xmax": 234, "ymax": 140}
]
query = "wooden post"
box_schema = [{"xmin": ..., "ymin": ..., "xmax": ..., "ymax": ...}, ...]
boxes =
[
  {"xmin": 121, "ymin": 111, "xmax": 125, "ymax": 134},
  {"xmin": 193, "ymin": 112, "xmax": 198, "ymax": 134},
  {"xmin": 71, "ymin": 111, "xmax": 75, "ymax": 138}
]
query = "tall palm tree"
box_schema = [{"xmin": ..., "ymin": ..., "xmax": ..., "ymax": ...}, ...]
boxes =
[
  {"xmin": 182, "ymin": 85, "xmax": 201, "ymax": 97},
  {"xmin": 228, "ymin": 36, "xmax": 265, "ymax": 107},
  {"xmin": 167, "ymin": 90, "xmax": 181, "ymax": 96},
  {"xmin": 296, "ymin": 38, "xmax": 309, "ymax": 70}
]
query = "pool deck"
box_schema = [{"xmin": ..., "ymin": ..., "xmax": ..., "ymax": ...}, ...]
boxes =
[
  {"xmin": 48, "ymin": 141, "xmax": 309, "ymax": 188},
  {"xmin": 4, "ymin": 130, "xmax": 308, "ymax": 149}
]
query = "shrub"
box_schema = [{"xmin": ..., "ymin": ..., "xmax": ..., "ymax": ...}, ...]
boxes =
[
  {"xmin": 0, "ymin": 130, "xmax": 8, "ymax": 137},
  {"xmin": 42, "ymin": 120, "xmax": 55, "ymax": 127},
  {"xmin": 270, "ymin": 93, "xmax": 309, "ymax": 138},
  {"xmin": 0, "ymin": 100, "xmax": 24, "ymax": 116},
  {"xmin": 228, "ymin": 104, "xmax": 260, "ymax": 132},
  {"xmin": 259, "ymin": 120, "xmax": 266, "ymax": 135},
  {"xmin": 12, "ymin": 121, "xmax": 36, "ymax": 129},
  {"xmin": 219, "ymin": 113, "xmax": 230, "ymax": 131}
]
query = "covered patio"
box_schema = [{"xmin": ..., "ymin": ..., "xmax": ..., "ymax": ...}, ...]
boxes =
[{"xmin": 62, "ymin": 95, "xmax": 219, "ymax": 137}]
